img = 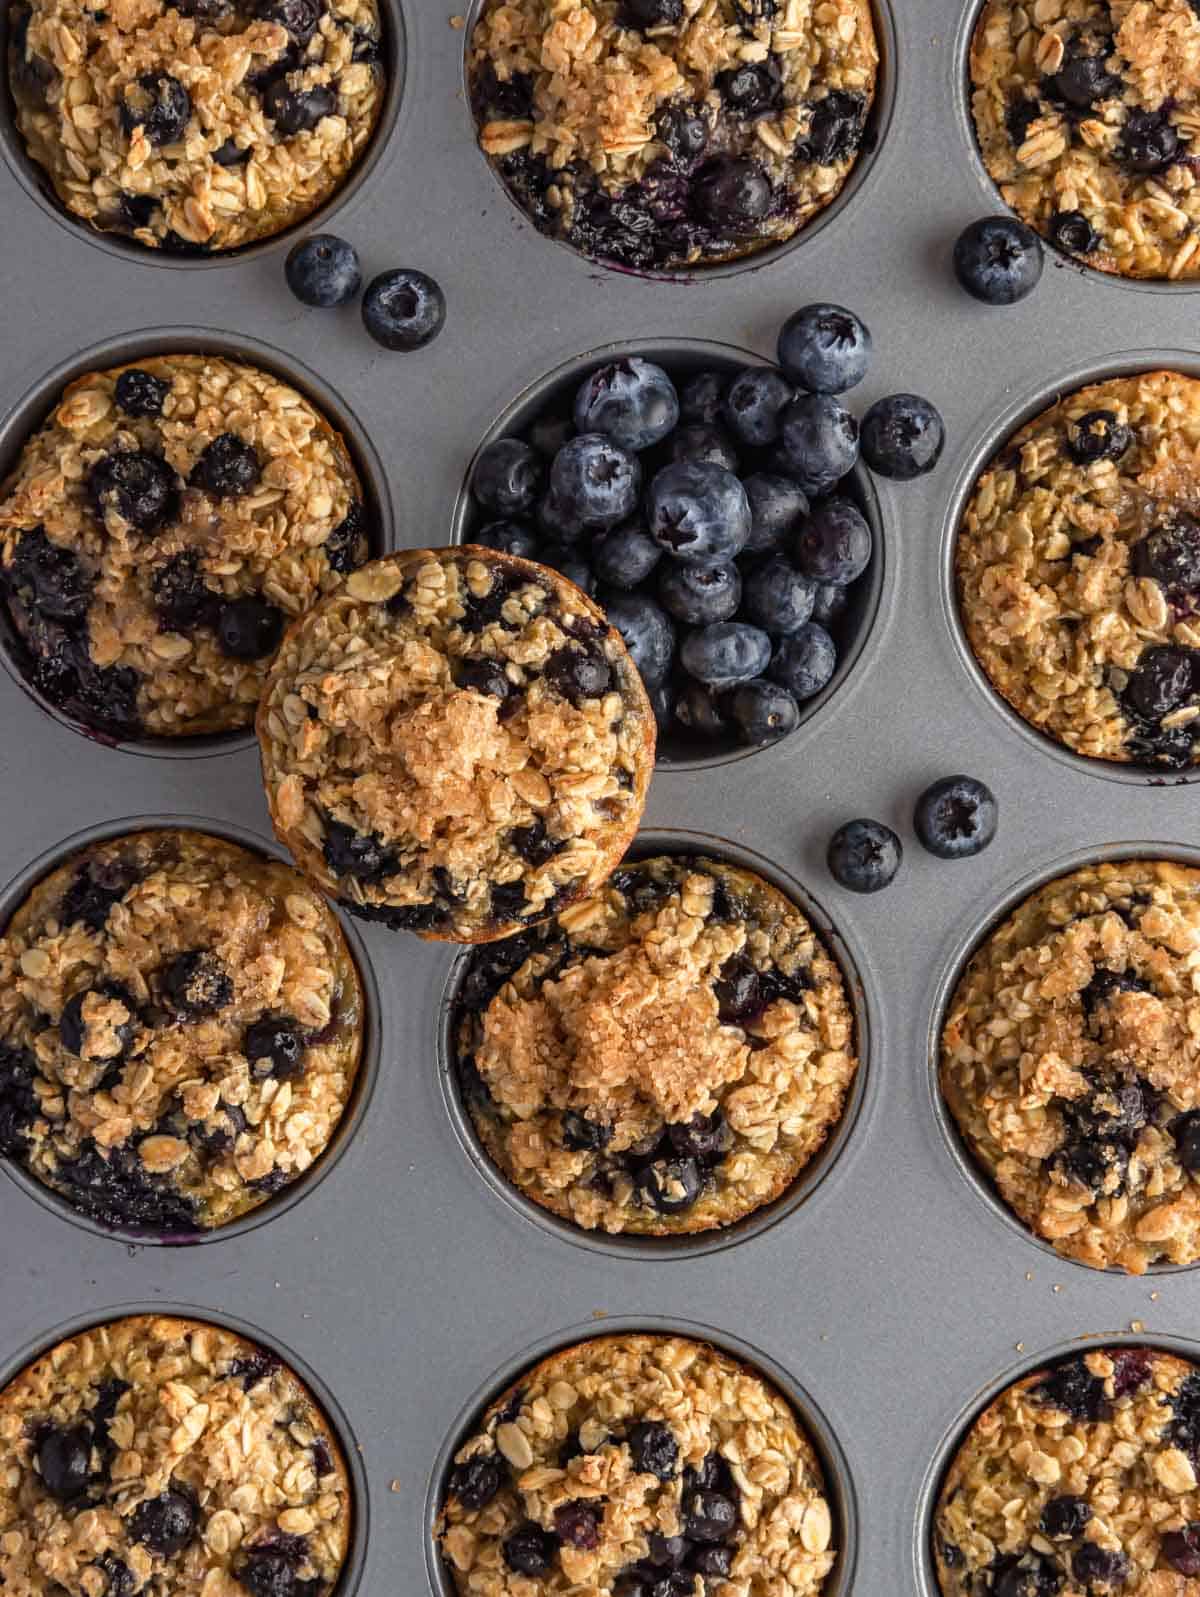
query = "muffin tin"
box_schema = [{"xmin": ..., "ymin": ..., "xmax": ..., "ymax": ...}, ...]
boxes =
[{"xmin": 2, "ymin": 0, "xmax": 1200, "ymax": 1593}]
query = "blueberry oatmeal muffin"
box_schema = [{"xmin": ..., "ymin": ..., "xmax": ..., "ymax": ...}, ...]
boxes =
[
  {"xmin": 940, "ymin": 857, "xmax": 1200, "ymax": 1274},
  {"xmin": 0, "ymin": 1312, "xmax": 351, "ymax": 1596},
  {"xmin": 957, "ymin": 371, "xmax": 1200, "ymax": 770},
  {"xmin": 934, "ymin": 1346, "xmax": 1200, "ymax": 1597},
  {"xmin": 0, "ymin": 828, "xmax": 363, "ymax": 1233},
  {"xmin": 468, "ymin": 0, "xmax": 878, "ymax": 272},
  {"xmin": 437, "ymin": 1332, "xmax": 836, "ymax": 1596},
  {"xmin": 970, "ymin": 0, "xmax": 1200, "ymax": 281},
  {"xmin": 0, "ymin": 353, "xmax": 370, "ymax": 741},
  {"xmin": 453, "ymin": 853, "xmax": 857, "ymax": 1235},
  {"xmin": 257, "ymin": 547, "xmax": 656, "ymax": 943},
  {"xmin": 8, "ymin": 0, "xmax": 384, "ymax": 252}
]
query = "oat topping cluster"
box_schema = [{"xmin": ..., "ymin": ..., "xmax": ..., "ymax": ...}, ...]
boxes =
[
  {"xmin": 971, "ymin": 0, "xmax": 1200, "ymax": 280},
  {"xmin": 257, "ymin": 547, "xmax": 656, "ymax": 944},
  {"xmin": 941, "ymin": 858, "xmax": 1200, "ymax": 1274},
  {"xmin": 455, "ymin": 854, "xmax": 857, "ymax": 1235},
  {"xmin": 956, "ymin": 371, "xmax": 1200, "ymax": 770},
  {"xmin": 0, "ymin": 829, "xmax": 363, "ymax": 1233},
  {"xmin": 438, "ymin": 1333, "xmax": 835, "ymax": 1597},
  {"xmin": 468, "ymin": 0, "xmax": 878, "ymax": 270},
  {"xmin": 0, "ymin": 353, "xmax": 369, "ymax": 741},
  {"xmin": 8, "ymin": 0, "xmax": 385, "ymax": 252},
  {"xmin": 935, "ymin": 1347, "xmax": 1200, "ymax": 1597},
  {"xmin": 0, "ymin": 1313, "xmax": 351, "ymax": 1597}
]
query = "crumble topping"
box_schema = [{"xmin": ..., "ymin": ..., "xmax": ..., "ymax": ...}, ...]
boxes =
[
  {"xmin": 941, "ymin": 858, "xmax": 1200, "ymax": 1273},
  {"xmin": 0, "ymin": 1313, "xmax": 351, "ymax": 1597},
  {"xmin": 437, "ymin": 1332, "xmax": 836, "ymax": 1597},
  {"xmin": 257, "ymin": 547, "xmax": 655, "ymax": 944}
]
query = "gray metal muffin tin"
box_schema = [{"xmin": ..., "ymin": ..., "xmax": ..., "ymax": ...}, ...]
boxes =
[{"xmin": 1, "ymin": 0, "xmax": 1199, "ymax": 1591}]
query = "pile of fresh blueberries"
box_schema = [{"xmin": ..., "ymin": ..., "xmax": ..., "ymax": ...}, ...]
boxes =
[{"xmin": 463, "ymin": 305, "xmax": 943, "ymax": 755}]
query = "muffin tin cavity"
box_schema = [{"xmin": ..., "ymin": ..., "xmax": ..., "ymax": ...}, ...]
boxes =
[{"xmin": 453, "ymin": 340, "xmax": 886, "ymax": 770}]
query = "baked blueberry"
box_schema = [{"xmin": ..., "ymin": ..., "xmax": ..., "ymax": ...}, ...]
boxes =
[
  {"xmin": 740, "ymin": 556, "xmax": 815, "ymax": 634},
  {"xmin": 722, "ymin": 367, "xmax": 793, "ymax": 448},
  {"xmin": 953, "ymin": 216, "xmax": 1044, "ymax": 305},
  {"xmin": 554, "ymin": 1500, "xmax": 601, "ymax": 1549},
  {"xmin": 860, "ymin": 394, "xmax": 944, "ymax": 479},
  {"xmin": 1132, "ymin": 516, "xmax": 1200, "ymax": 591},
  {"xmin": 257, "ymin": 0, "xmax": 320, "ymax": 42},
  {"xmin": 543, "ymin": 642, "xmax": 613, "ymax": 706},
  {"xmin": 913, "ymin": 775, "xmax": 998, "ymax": 859},
  {"xmin": 646, "ymin": 462, "xmax": 751, "ymax": 564},
  {"xmin": 628, "ymin": 1422, "xmax": 678, "ymax": 1479},
  {"xmin": 794, "ymin": 498, "xmax": 871, "ymax": 585},
  {"xmin": 8, "ymin": 528, "xmax": 91, "ymax": 622},
  {"xmin": 503, "ymin": 1523, "xmax": 558, "ymax": 1575},
  {"xmin": 191, "ymin": 434, "xmax": 261, "ymax": 498},
  {"xmin": 591, "ymin": 522, "xmax": 663, "ymax": 589},
  {"xmin": 683, "ymin": 1489, "xmax": 738, "ymax": 1542},
  {"xmin": 1039, "ymin": 1496, "xmax": 1092, "ymax": 1540},
  {"xmin": 36, "ymin": 1424, "xmax": 92, "ymax": 1499},
  {"xmin": 1048, "ymin": 42, "xmax": 1118, "ymax": 109},
  {"xmin": 680, "ymin": 621, "xmax": 771, "ymax": 688},
  {"xmin": 472, "ymin": 439, "xmax": 544, "ymax": 516},
  {"xmin": 692, "ymin": 155, "xmax": 772, "ymax": 227},
  {"xmin": 658, "ymin": 560, "xmax": 741, "ymax": 625},
  {"xmin": 59, "ymin": 981, "xmax": 136, "ymax": 1058},
  {"xmin": 1064, "ymin": 410, "xmax": 1132, "ymax": 465},
  {"xmin": 152, "ymin": 552, "xmax": 219, "ymax": 631},
  {"xmin": 637, "ymin": 1154, "xmax": 702, "ymax": 1212},
  {"xmin": 668, "ymin": 424, "xmax": 739, "ymax": 471},
  {"xmin": 778, "ymin": 393, "xmax": 859, "ymax": 495},
  {"xmin": 263, "ymin": 78, "xmax": 336, "ymax": 135},
  {"xmin": 573, "ymin": 358, "xmax": 679, "ymax": 453},
  {"xmin": 473, "ymin": 520, "xmax": 541, "ymax": 561},
  {"xmin": 794, "ymin": 89, "xmax": 867, "ymax": 164},
  {"xmin": 827, "ymin": 818, "xmax": 901, "ymax": 892},
  {"xmin": 551, "ymin": 434, "xmax": 642, "ymax": 530},
  {"xmin": 244, "ymin": 1018, "xmax": 306, "ymax": 1080},
  {"xmin": 216, "ymin": 598, "xmax": 285, "ymax": 660},
  {"xmin": 88, "ymin": 450, "xmax": 178, "ymax": 532},
  {"xmin": 777, "ymin": 303, "xmax": 871, "ymax": 393},
  {"xmin": 1071, "ymin": 1544, "xmax": 1128, "ymax": 1589},
  {"xmin": 362, "ymin": 269, "xmax": 447, "ymax": 351},
  {"xmin": 623, "ymin": 0, "xmax": 683, "ymax": 26},
  {"xmin": 602, "ymin": 593, "xmax": 676, "ymax": 684},
  {"xmin": 284, "ymin": 234, "xmax": 362, "ymax": 308},
  {"xmin": 1121, "ymin": 107, "xmax": 1179, "ymax": 172},
  {"xmin": 119, "ymin": 72, "xmax": 191, "ymax": 144},
  {"xmin": 657, "ymin": 101, "xmax": 709, "ymax": 162},
  {"xmin": 449, "ymin": 1456, "xmax": 503, "ymax": 1512},
  {"xmin": 679, "ymin": 370, "xmax": 726, "ymax": 427},
  {"xmin": 742, "ymin": 473, "xmax": 810, "ymax": 555},
  {"xmin": 768, "ymin": 623, "xmax": 836, "ymax": 699},
  {"xmin": 130, "ymin": 1488, "xmax": 197, "ymax": 1555},
  {"xmin": 114, "ymin": 368, "xmax": 170, "ymax": 418},
  {"xmin": 1162, "ymin": 1525, "xmax": 1200, "ymax": 1575},
  {"xmin": 322, "ymin": 820, "xmax": 396, "ymax": 882},
  {"xmin": 1124, "ymin": 645, "xmax": 1197, "ymax": 720},
  {"xmin": 163, "ymin": 950, "xmax": 233, "ymax": 1016},
  {"xmin": 729, "ymin": 678, "xmax": 800, "ymax": 743},
  {"xmin": 1047, "ymin": 209, "xmax": 1101, "ymax": 256}
]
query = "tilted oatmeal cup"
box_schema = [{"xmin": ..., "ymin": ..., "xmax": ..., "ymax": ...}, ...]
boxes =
[
  {"xmin": 256, "ymin": 546, "xmax": 656, "ymax": 944},
  {"xmin": 434, "ymin": 1331, "xmax": 838, "ymax": 1597},
  {"xmin": 0, "ymin": 1312, "xmax": 353, "ymax": 1596}
]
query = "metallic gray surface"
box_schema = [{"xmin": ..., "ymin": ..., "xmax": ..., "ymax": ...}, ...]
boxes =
[{"xmin": 0, "ymin": 0, "xmax": 1197, "ymax": 1591}]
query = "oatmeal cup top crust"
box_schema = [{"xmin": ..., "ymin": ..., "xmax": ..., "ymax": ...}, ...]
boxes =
[
  {"xmin": 7, "ymin": 0, "xmax": 385, "ymax": 253},
  {"xmin": 934, "ymin": 1346, "xmax": 1200, "ymax": 1597},
  {"xmin": 941, "ymin": 857, "xmax": 1200, "ymax": 1274},
  {"xmin": 437, "ymin": 1332, "xmax": 836, "ymax": 1597},
  {"xmin": 454, "ymin": 853, "xmax": 858, "ymax": 1236},
  {"xmin": 0, "ymin": 828, "xmax": 363, "ymax": 1234},
  {"xmin": 956, "ymin": 370, "xmax": 1200, "ymax": 771},
  {"xmin": 0, "ymin": 352, "xmax": 369, "ymax": 742},
  {"xmin": 257, "ymin": 547, "xmax": 656, "ymax": 944},
  {"xmin": 970, "ymin": 0, "xmax": 1200, "ymax": 282},
  {"xmin": 0, "ymin": 1312, "xmax": 351, "ymax": 1597},
  {"xmin": 468, "ymin": 0, "xmax": 878, "ymax": 273}
]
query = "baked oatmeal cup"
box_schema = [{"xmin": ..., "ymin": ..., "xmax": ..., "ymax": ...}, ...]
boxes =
[
  {"xmin": 436, "ymin": 1332, "xmax": 836, "ymax": 1597},
  {"xmin": 956, "ymin": 370, "xmax": 1200, "ymax": 770},
  {"xmin": 468, "ymin": 0, "xmax": 878, "ymax": 273},
  {"xmin": 0, "ymin": 1313, "xmax": 351, "ymax": 1596},
  {"xmin": 453, "ymin": 853, "xmax": 858, "ymax": 1236},
  {"xmin": 970, "ymin": 0, "xmax": 1200, "ymax": 281},
  {"xmin": 7, "ymin": 0, "xmax": 385, "ymax": 252},
  {"xmin": 941, "ymin": 857, "xmax": 1200, "ymax": 1274},
  {"xmin": 257, "ymin": 547, "xmax": 656, "ymax": 944},
  {"xmin": 934, "ymin": 1346, "xmax": 1200, "ymax": 1597},
  {"xmin": 0, "ymin": 828, "xmax": 364, "ymax": 1234},
  {"xmin": 0, "ymin": 352, "xmax": 370, "ymax": 742}
]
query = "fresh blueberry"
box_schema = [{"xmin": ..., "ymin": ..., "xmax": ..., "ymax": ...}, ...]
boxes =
[
  {"xmin": 449, "ymin": 1456, "xmax": 504, "ymax": 1512},
  {"xmin": 115, "ymin": 367, "xmax": 170, "ymax": 418},
  {"xmin": 540, "ymin": 545, "xmax": 596, "ymax": 595},
  {"xmin": 648, "ymin": 678, "xmax": 673, "ymax": 737},
  {"xmin": 551, "ymin": 434, "xmax": 642, "ymax": 530},
  {"xmin": 536, "ymin": 492, "xmax": 585, "ymax": 544},
  {"xmin": 573, "ymin": 358, "xmax": 679, "ymax": 453},
  {"xmin": 646, "ymin": 462, "xmax": 751, "ymax": 564},
  {"xmin": 679, "ymin": 370, "xmax": 727, "ymax": 426},
  {"xmin": 528, "ymin": 409, "xmax": 574, "ymax": 459},
  {"xmin": 742, "ymin": 473, "xmax": 810, "ymax": 555},
  {"xmin": 741, "ymin": 556, "xmax": 816, "ymax": 634},
  {"xmin": 1047, "ymin": 209, "xmax": 1102, "ymax": 256},
  {"xmin": 658, "ymin": 560, "xmax": 741, "ymax": 625},
  {"xmin": 794, "ymin": 497, "xmax": 872, "ymax": 584},
  {"xmin": 244, "ymin": 1017, "xmax": 306, "ymax": 1080},
  {"xmin": 680, "ymin": 621, "xmax": 771, "ymax": 689},
  {"xmin": 592, "ymin": 522, "xmax": 662, "ymax": 588},
  {"xmin": 669, "ymin": 424, "xmax": 739, "ymax": 471},
  {"xmin": 729, "ymin": 678, "xmax": 799, "ymax": 744},
  {"xmin": 362, "ymin": 269, "xmax": 446, "ymax": 351},
  {"xmin": 36, "ymin": 1424, "xmax": 92, "ymax": 1499},
  {"xmin": 1124, "ymin": 645, "xmax": 1197, "ymax": 719},
  {"xmin": 692, "ymin": 155, "xmax": 772, "ymax": 228},
  {"xmin": 603, "ymin": 593, "xmax": 675, "ymax": 683},
  {"xmin": 191, "ymin": 433, "xmax": 261, "ymax": 497},
  {"xmin": 284, "ymin": 234, "xmax": 362, "ymax": 308},
  {"xmin": 263, "ymin": 79, "xmax": 336, "ymax": 135},
  {"xmin": 473, "ymin": 520, "xmax": 540, "ymax": 560},
  {"xmin": 768, "ymin": 623, "xmax": 836, "ymax": 699},
  {"xmin": 794, "ymin": 89, "xmax": 867, "ymax": 164},
  {"xmin": 913, "ymin": 775, "xmax": 998, "ymax": 859},
  {"xmin": 628, "ymin": 1421, "xmax": 679, "ymax": 1479},
  {"xmin": 953, "ymin": 216, "xmax": 1044, "ymax": 305},
  {"xmin": 503, "ymin": 1523, "xmax": 558, "ymax": 1575},
  {"xmin": 860, "ymin": 394, "xmax": 944, "ymax": 480},
  {"xmin": 1133, "ymin": 515, "xmax": 1200, "ymax": 591},
  {"xmin": 778, "ymin": 393, "xmax": 859, "ymax": 495},
  {"xmin": 623, "ymin": 0, "xmax": 683, "ymax": 26},
  {"xmin": 472, "ymin": 439, "xmax": 543, "ymax": 516},
  {"xmin": 827, "ymin": 819, "xmax": 901, "ymax": 892},
  {"xmin": 88, "ymin": 449, "xmax": 178, "ymax": 532},
  {"xmin": 683, "ymin": 1489, "xmax": 738, "ymax": 1542},
  {"xmin": 1064, "ymin": 409, "xmax": 1132, "ymax": 465},
  {"xmin": 811, "ymin": 580, "xmax": 848, "ymax": 627},
  {"xmin": 1121, "ymin": 106, "xmax": 1179, "ymax": 172},
  {"xmin": 130, "ymin": 1488, "xmax": 197, "ymax": 1555},
  {"xmin": 119, "ymin": 72, "xmax": 191, "ymax": 144},
  {"xmin": 777, "ymin": 303, "xmax": 872, "ymax": 393},
  {"xmin": 164, "ymin": 950, "xmax": 233, "ymax": 1016},
  {"xmin": 216, "ymin": 598, "xmax": 284, "ymax": 659},
  {"xmin": 675, "ymin": 679, "xmax": 728, "ymax": 737},
  {"xmin": 1040, "ymin": 1497, "xmax": 1092, "ymax": 1540},
  {"xmin": 722, "ymin": 367, "xmax": 793, "ymax": 448}
]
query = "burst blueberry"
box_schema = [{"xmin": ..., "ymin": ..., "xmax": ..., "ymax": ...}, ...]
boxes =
[
  {"xmin": 119, "ymin": 72, "xmax": 191, "ymax": 144},
  {"xmin": 89, "ymin": 449, "xmax": 178, "ymax": 532},
  {"xmin": 263, "ymin": 79, "xmax": 336, "ymax": 135},
  {"xmin": 115, "ymin": 367, "xmax": 170, "ymax": 417}
]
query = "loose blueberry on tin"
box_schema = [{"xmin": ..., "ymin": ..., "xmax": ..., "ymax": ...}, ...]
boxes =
[
  {"xmin": 285, "ymin": 234, "xmax": 362, "ymax": 308},
  {"xmin": 860, "ymin": 394, "xmax": 944, "ymax": 480},
  {"xmin": 913, "ymin": 775, "xmax": 998, "ymax": 860},
  {"xmin": 953, "ymin": 216, "xmax": 1044, "ymax": 305},
  {"xmin": 827, "ymin": 818, "xmax": 901, "ymax": 892},
  {"xmin": 362, "ymin": 269, "xmax": 447, "ymax": 351}
]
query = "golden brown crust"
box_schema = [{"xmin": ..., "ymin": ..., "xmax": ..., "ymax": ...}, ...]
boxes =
[
  {"xmin": 0, "ymin": 1313, "xmax": 351, "ymax": 1597},
  {"xmin": 437, "ymin": 1332, "xmax": 835, "ymax": 1597},
  {"xmin": 257, "ymin": 546, "xmax": 656, "ymax": 945}
]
